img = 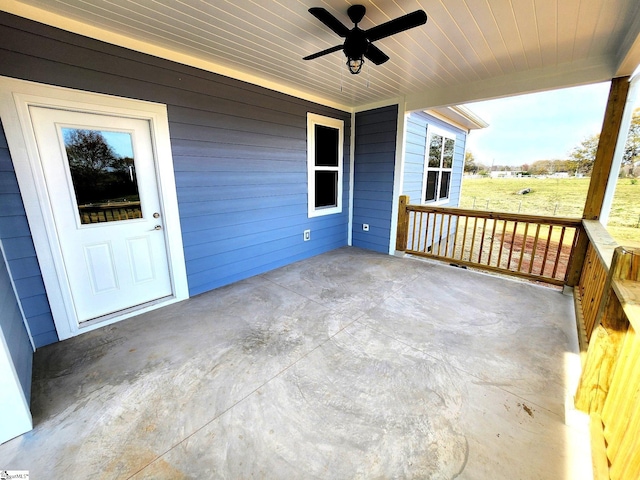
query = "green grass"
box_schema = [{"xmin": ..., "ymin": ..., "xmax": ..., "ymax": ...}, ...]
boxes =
[{"xmin": 459, "ymin": 177, "xmax": 640, "ymax": 248}]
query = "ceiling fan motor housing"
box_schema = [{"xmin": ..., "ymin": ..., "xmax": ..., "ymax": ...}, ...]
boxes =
[{"xmin": 344, "ymin": 28, "xmax": 369, "ymax": 60}]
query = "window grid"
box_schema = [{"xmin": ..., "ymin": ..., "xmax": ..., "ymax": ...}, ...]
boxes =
[
  {"xmin": 307, "ymin": 113, "xmax": 344, "ymax": 218},
  {"xmin": 423, "ymin": 127, "xmax": 455, "ymax": 204}
]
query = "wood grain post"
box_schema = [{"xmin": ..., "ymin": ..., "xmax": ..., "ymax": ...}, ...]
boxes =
[
  {"xmin": 583, "ymin": 76, "xmax": 631, "ymax": 220},
  {"xmin": 565, "ymin": 224, "xmax": 586, "ymax": 287},
  {"xmin": 567, "ymin": 77, "xmax": 631, "ymax": 287},
  {"xmin": 396, "ymin": 195, "xmax": 409, "ymax": 252}
]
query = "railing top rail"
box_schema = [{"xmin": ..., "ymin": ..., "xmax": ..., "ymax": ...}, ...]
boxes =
[
  {"xmin": 582, "ymin": 219, "xmax": 618, "ymax": 272},
  {"xmin": 404, "ymin": 204, "xmax": 583, "ymax": 227}
]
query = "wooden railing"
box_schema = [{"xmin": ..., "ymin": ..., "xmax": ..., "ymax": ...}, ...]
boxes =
[
  {"xmin": 78, "ymin": 202, "xmax": 142, "ymax": 224},
  {"xmin": 395, "ymin": 195, "xmax": 582, "ymax": 286},
  {"xmin": 395, "ymin": 196, "xmax": 640, "ymax": 478},
  {"xmin": 574, "ymin": 220, "xmax": 619, "ymax": 346},
  {"xmin": 574, "ymin": 244, "xmax": 640, "ymax": 480}
]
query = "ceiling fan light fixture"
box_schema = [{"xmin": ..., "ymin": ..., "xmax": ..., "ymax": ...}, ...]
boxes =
[
  {"xmin": 304, "ymin": 5, "xmax": 427, "ymax": 75},
  {"xmin": 347, "ymin": 56, "xmax": 364, "ymax": 74}
]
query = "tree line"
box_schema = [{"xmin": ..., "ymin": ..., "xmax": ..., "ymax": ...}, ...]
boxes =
[{"xmin": 465, "ymin": 107, "xmax": 640, "ymax": 177}]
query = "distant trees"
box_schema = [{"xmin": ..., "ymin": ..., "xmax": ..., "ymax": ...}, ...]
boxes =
[
  {"xmin": 567, "ymin": 108, "xmax": 640, "ymax": 176},
  {"xmin": 463, "ymin": 151, "xmax": 489, "ymax": 175},
  {"xmin": 568, "ymin": 134, "xmax": 599, "ymax": 175},
  {"xmin": 64, "ymin": 129, "xmax": 137, "ymax": 205},
  {"xmin": 623, "ymin": 108, "xmax": 640, "ymax": 167},
  {"xmin": 465, "ymin": 109, "xmax": 640, "ymax": 177}
]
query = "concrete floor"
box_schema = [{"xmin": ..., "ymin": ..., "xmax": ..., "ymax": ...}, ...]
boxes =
[{"xmin": 1, "ymin": 247, "xmax": 591, "ymax": 479}]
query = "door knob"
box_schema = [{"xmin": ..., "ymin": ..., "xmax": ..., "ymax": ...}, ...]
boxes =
[
  {"xmin": 153, "ymin": 212, "xmax": 160, "ymax": 218},
  {"xmin": 153, "ymin": 225, "xmax": 162, "ymax": 230}
]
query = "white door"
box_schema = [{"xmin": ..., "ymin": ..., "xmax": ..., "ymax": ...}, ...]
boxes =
[{"xmin": 29, "ymin": 107, "xmax": 173, "ymax": 322}]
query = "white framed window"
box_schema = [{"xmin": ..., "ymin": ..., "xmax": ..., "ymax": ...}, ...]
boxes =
[
  {"xmin": 423, "ymin": 126, "xmax": 455, "ymax": 204},
  {"xmin": 307, "ymin": 113, "xmax": 344, "ymax": 217}
]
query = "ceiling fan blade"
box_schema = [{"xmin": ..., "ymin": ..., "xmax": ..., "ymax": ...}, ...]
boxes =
[
  {"xmin": 365, "ymin": 10, "xmax": 427, "ymax": 43},
  {"xmin": 309, "ymin": 7, "xmax": 350, "ymax": 37},
  {"xmin": 364, "ymin": 44, "xmax": 389, "ymax": 65},
  {"xmin": 303, "ymin": 44, "xmax": 343, "ymax": 61}
]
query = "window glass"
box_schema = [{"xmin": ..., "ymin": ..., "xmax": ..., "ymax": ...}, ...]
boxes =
[
  {"xmin": 440, "ymin": 171, "xmax": 451, "ymax": 199},
  {"xmin": 424, "ymin": 128, "xmax": 455, "ymax": 204},
  {"xmin": 62, "ymin": 128, "xmax": 141, "ymax": 224},
  {"xmin": 315, "ymin": 171, "xmax": 338, "ymax": 208},
  {"xmin": 429, "ymin": 134, "xmax": 443, "ymax": 167},
  {"xmin": 425, "ymin": 171, "xmax": 438, "ymax": 202},
  {"xmin": 443, "ymin": 138, "xmax": 455, "ymax": 168},
  {"xmin": 315, "ymin": 125, "xmax": 339, "ymax": 167}
]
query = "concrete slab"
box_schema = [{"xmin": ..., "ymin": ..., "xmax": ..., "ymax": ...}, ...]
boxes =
[{"xmin": 0, "ymin": 247, "xmax": 591, "ymax": 479}]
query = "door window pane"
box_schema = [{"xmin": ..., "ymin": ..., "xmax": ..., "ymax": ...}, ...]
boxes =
[{"xmin": 63, "ymin": 129, "xmax": 142, "ymax": 224}]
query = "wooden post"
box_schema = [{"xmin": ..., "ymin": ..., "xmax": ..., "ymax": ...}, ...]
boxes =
[
  {"xmin": 566, "ymin": 77, "xmax": 631, "ymax": 286},
  {"xmin": 565, "ymin": 225, "xmax": 586, "ymax": 287},
  {"xmin": 583, "ymin": 76, "xmax": 631, "ymax": 220},
  {"xmin": 396, "ymin": 195, "xmax": 409, "ymax": 252}
]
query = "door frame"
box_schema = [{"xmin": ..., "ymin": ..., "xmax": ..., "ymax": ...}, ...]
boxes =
[{"xmin": 0, "ymin": 76, "xmax": 189, "ymax": 340}]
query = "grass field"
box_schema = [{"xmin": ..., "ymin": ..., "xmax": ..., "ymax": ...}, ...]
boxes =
[{"xmin": 459, "ymin": 177, "xmax": 640, "ymax": 248}]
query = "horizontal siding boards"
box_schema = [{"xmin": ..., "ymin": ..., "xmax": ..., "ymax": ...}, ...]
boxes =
[
  {"xmin": 403, "ymin": 114, "xmax": 428, "ymax": 203},
  {"xmin": 0, "ymin": 242, "xmax": 33, "ymax": 403},
  {"xmin": 352, "ymin": 105, "xmax": 399, "ymax": 254},
  {"xmin": 0, "ymin": 121, "xmax": 57, "ymax": 348},
  {"xmin": 449, "ymin": 135, "xmax": 467, "ymax": 206},
  {"xmin": 0, "ymin": 13, "xmax": 351, "ymax": 334},
  {"xmin": 402, "ymin": 111, "xmax": 467, "ymax": 207}
]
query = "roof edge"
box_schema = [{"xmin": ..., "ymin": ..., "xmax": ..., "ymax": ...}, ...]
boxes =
[{"xmin": 425, "ymin": 105, "xmax": 489, "ymax": 132}]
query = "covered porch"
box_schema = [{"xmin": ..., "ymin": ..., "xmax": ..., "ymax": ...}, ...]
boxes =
[{"xmin": 0, "ymin": 247, "xmax": 591, "ymax": 478}]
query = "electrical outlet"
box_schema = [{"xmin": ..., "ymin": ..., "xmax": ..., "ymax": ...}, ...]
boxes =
[
  {"xmin": 303, "ymin": 229, "xmax": 311, "ymax": 241},
  {"xmin": 363, "ymin": 224, "xmax": 369, "ymax": 231}
]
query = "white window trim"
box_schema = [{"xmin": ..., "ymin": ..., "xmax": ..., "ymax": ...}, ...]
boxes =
[
  {"xmin": 422, "ymin": 125, "xmax": 456, "ymax": 205},
  {"xmin": 307, "ymin": 113, "xmax": 344, "ymax": 218}
]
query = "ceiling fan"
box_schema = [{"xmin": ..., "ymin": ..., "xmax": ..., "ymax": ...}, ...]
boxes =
[{"xmin": 303, "ymin": 5, "xmax": 427, "ymax": 74}]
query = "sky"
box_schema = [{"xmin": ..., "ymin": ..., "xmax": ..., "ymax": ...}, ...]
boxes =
[
  {"xmin": 463, "ymin": 82, "xmax": 614, "ymax": 167},
  {"xmin": 102, "ymin": 131, "xmax": 134, "ymax": 158}
]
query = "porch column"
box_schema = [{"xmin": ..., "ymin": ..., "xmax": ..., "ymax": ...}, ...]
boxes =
[
  {"xmin": 599, "ymin": 75, "xmax": 640, "ymax": 225},
  {"xmin": 583, "ymin": 76, "xmax": 631, "ymax": 220},
  {"xmin": 566, "ymin": 76, "xmax": 631, "ymax": 286}
]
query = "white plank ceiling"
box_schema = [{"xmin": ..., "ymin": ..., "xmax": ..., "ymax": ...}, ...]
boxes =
[{"xmin": 4, "ymin": 0, "xmax": 640, "ymax": 110}]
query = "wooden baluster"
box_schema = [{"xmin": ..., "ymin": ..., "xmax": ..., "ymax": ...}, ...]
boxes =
[
  {"xmin": 507, "ymin": 221, "xmax": 517, "ymax": 270},
  {"xmin": 497, "ymin": 220, "xmax": 507, "ymax": 269},
  {"xmin": 517, "ymin": 222, "xmax": 530, "ymax": 273},
  {"xmin": 540, "ymin": 225, "xmax": 553, "ymax": 276},
  {"xmin": 551, "ymin": 226, "xmax": 567, "ymax": 280},
  {"xmin": 477, "ymin": 218, "xmax": 487, "ymax": 263},
  {"xmin": 487, "ymin": 218, "xmax": 498, "ymax": 266},
  {"xmin": 528, "ymin": 223, "xmax": 541, "ymax": 274}
]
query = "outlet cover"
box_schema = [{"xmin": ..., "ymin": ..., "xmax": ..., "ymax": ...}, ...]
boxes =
[
  {"xmin": 363, "ymin": 224, "xmax": 370, "ymax": 231},
  {"xmin": 303, "ymin": 229, "xmax": 311, "ymax": 241}
]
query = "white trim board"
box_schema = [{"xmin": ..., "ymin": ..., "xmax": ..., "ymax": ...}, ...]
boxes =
[{"xmin": 0, "ymin": 76, "xmax": 189, "ymax": 341}]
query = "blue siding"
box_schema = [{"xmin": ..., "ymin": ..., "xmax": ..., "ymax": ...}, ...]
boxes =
[
  {"xmin": 0, "ymin": 242, "xmax": 33, "ymax": 405},
  {"xmin": 352, "ymin": 105, "xmax": 398, "ymax": 254},
  {"xmin": 402, "ymin": 111, "xmax": 467, "ymax": 207},
  {"xmin": 0, "ymin": 121, "xmax": 58, "ymax": 347},
  {"xmin": 0, "ymin": 12, "xmax": 351, "ymax": 341}
]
